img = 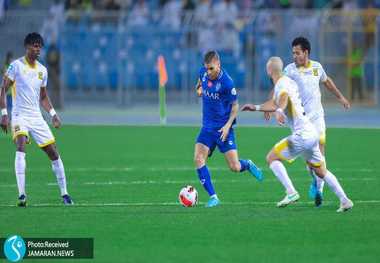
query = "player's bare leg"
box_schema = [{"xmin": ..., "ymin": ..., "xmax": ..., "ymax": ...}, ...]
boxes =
[
  {"xmin": 224, "ymin": 149, "xmax": 262, "ymax": 181},
  {"xmin": 15, "ymin": 135, "xmax": 27, "ymax": 207},
  {"xmin": 194, "ymin": 143, "xmax": 209, "ymax": 169},
  {"xmin": 42, "ymin": 143, "xmax": 73, "ymax": 205},
  {"xmin": 224, "ymin": 150, "xmax": 241, "ymax": 172},
  {"xmin": 42, "ymin": 143, "xmax": 59, "ymax": 161},
  {"xmin": 267, "ymin": 150, "xmax": 299, "ymax": 207},
  {"xmin": 308, "ymin": 162, "xmax": 353, "ymax": 212},
  {"xmin": 194, "ymin": 143, "xmax": 219, "ymax": 207}
]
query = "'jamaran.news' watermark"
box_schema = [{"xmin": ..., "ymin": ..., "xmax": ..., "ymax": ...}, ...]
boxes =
[{"xmin": 1, "ymin": 235, "xmax": 93, "ymax": 262}]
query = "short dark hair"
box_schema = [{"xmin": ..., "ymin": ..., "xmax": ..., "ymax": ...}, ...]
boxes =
[
  {"xmin": 24, "ymin": 32, "xmax": 44, "ymax": 47},
  {"xmin": 292, "ymin": 37, "xmax": 311, "ymax": 54},
  {"xmin": 203, "ymin": 50, "xmax": 220, "ymax": 64}
]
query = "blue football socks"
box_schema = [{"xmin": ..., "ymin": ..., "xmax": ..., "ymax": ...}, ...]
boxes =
[
  {"xmin": 197, "ymin": 165, "xmax": 216, "ymax": 196},
  {"xmin": 239, "ymin": 159, "xmax": 249, "ymax": 172}
]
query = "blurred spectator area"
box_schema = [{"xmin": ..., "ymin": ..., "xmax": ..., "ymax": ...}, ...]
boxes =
[
  {"xmin": 61, "ymin": 0, "xmax": 248, "ymax": 98},
  {"xmin": 0, "ymin": 0, "xmax": 379, "ymax": 105}
]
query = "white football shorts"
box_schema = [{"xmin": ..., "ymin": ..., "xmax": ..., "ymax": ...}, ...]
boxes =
[
  {"xmin": 310, "ymin": 116, "xmax": 326, "ymax": 145},
  {"xmin": 273, "ymin": 131, "xmax": 325, "ymax": 167},
  {"xmin": 12, "ymin": 115, "xmax": 55, "ymax": 148}
]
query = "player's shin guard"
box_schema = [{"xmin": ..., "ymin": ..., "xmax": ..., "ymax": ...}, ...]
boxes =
[
  {"xmin": 15, "ymin": 151, "xmax": 26, "ymax": 196},
  {"xmin": 52, "ymin": 157, "xmax": 68, "ymax": 196},
  {"xmin": 323, "ymin": 170, "xmax": 348, "ymax": 203},
  {"xmin": 270, "ymin": 160, "xmax": 297, "ymax": 195},
  {"xmin": 239, "ymin": 159, "xmax": 249, "ymax": 172},
  {"xmin": 197, "ymin": 165, "xmax": 216, "ymax": 197}
]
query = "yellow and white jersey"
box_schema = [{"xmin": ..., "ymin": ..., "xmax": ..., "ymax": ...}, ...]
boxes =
[
  {"xmin": 5, "ymin": 56, "xmax": 48, "ymax": 118},
  {"xmin": 283, "ymin": 60, "xmax": 327, "ymax": 121},
  {"xmin": 273, "ymin": 75, "xmax": 315, "ymax": 135}
]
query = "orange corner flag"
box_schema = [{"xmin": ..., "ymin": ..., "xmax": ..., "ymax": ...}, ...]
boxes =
[{"xmin": 157, "ymin": 55, "xmax": 168, "ymax": 87}]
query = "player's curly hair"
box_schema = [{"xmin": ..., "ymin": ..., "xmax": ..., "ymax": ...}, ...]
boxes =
[
  {"xmin": 204, "ymin": 50, "xmax": 220, "ymax": 64},
  {"xmin": 24, "ymin": 32, "xmax": 44, "ymax": 47},
  {"xmin": 292, "ymin": 37, "xmax": 311, "ymax": 54}
]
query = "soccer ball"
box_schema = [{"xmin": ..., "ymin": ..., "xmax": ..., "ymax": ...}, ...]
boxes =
[{"xmin": 179, "ymin": 185, "xmax": 198, "ymax": 207}]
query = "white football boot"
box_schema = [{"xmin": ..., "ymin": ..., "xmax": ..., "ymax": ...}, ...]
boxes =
[
  {"xmin": 337, "ymin": 199, "xmax": 354, "ymax": 213},
  {"xmin": 277, "ymin": 192, "xmax": 300, "ymax": 208}
]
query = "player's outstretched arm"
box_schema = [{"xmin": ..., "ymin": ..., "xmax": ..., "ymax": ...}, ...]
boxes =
[
  {"xmin": 40, "ymin": 87, "xmax": 61, "ymax": 128},
  {"xmin": 0, "ymin": 76, "xmax": 13, "ymax": 133},
  {"xmin": 241, "ymin": 99, "xmax": 277, "ymax": 112},
  {"xmin": 323, "ymin": 77, "xmax": 350, "ymax": 109}
]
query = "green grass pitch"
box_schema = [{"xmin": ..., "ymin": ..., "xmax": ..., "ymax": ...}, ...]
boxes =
[{"xmin": 0, "ymin": 126, "xmax": 379, "ymax": 262}]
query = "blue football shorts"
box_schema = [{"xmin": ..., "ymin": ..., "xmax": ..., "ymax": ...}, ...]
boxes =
[{"xmin": 196, "ymin": 127, "xmax": 237, "ymax": 156}]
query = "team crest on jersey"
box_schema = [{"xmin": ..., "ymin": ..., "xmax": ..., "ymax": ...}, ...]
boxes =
[
  {"xmin": 215, "ymin": 82, "xmax": 221, "ymax": 91},
  {"xmin": 207, "ymin": 81, "xmax": 212, "ymax": 87},
  {"xmin": 38, "ymin": 72, "xmax": 43, "ymax": 80},
  {"xmin": 313, "ymin": 68, "xmax": 318, "ymax": 76}
]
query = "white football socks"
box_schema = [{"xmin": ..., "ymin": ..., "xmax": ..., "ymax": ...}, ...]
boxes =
[
  {"xmin": 323, "ymin": 170, "xmax": 348, "ymax": 203},
  {"xmin": 52, "ymin": 157, "xmax": 68, "ymax": 196},
  {"xmin": 15, "ymin": 151, "xmax": 26, "ymax": 197},
  {"xmin": 316, "ymin": 176, "xmax": 325, "ymax": 192},
  {"xmin": 270, "ymin": 160, "xmax": 297, "ymax": 195}
]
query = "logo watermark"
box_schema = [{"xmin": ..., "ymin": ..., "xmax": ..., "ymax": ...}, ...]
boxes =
[
  {"xmin": 3, "ymin": 235, "xmax": 26, "ymax": 262},
  {"xmin": 1, "ymin": 237, "xmax": 93, "ymax": 261}
]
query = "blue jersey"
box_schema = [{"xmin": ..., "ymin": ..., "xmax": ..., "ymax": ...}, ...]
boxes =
[{"xmin": 199, "ymin": 67, "xmax": 237, "ymax": 130}]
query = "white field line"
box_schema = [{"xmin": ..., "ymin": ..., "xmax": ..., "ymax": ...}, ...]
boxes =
[
  {"xmin": 0, "ymin": 177, "xmax": 377, "ymax": 189},
  {"xmin": 0, "ymin": 167, "xmax": 374, "ymax": 173},
  {"xmin": 0, "ymin": 200, "xmax": 379, "ymax": 208}
]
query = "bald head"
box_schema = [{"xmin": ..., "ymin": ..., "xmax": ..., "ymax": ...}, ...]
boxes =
[{"xmin": 266, "ymin": 57, "xmax": 283, "ymax": 77}]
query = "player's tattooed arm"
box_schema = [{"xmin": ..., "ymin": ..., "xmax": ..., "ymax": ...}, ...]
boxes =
[
  {"xmin": 196, "ymin": 78, "xmax": 202, "ymax": 97},
  {"xmin": 323, "ymin": 77, "xmax": 350, "ymax": 109},
  {"xmin": 274, "ymin": 92, "xmax": 288, "ymax": 126},
  {"xmin": 264, "ymin": 88, "xmax": 274, "ymax": 120},
  {"xmin": 0, "ymin": 76, "xmax": 13, "ymax": 133},
  {"xmin": 276, "ymin": 92, "xmax": 288, "ymax": 111},
  {"xmin": 40, "ymin": 87, "xmax": 61, "ymax": 128},
  {"xmin": 219, "ymin": 101, "xmax": 238, "ymax": 142}
]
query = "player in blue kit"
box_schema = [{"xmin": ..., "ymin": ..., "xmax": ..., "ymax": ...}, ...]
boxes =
[{"xmin": 194, "ymin": 51, "xmax": 263, "ymax": 208}]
